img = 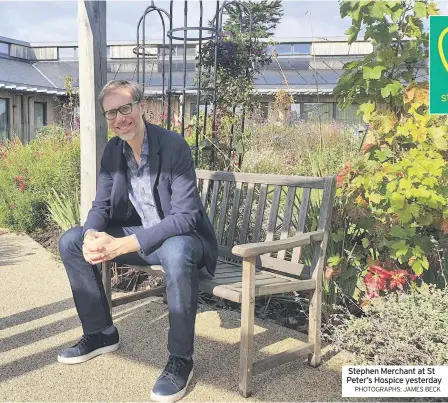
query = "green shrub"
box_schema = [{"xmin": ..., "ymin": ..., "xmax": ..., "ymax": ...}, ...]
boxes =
[
  {"xmin": 0, "ymin": 126, "xmax": 80, "ymax": 232},
  {"xmin": 46, "ymin": 187, "xmax": 80, "ymax": 232},
  {"xmin": 327, "ymin": 286, "xmax": 448, "ymax": 365}
]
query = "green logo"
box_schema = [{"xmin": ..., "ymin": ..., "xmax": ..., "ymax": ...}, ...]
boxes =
[{"xmin": 430, "ymin": 16, "xmax": 448, "ymax": 114}]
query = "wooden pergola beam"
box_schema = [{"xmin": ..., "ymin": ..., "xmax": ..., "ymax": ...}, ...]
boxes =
[{"xmin": 78, "ymin": 0, "xmax": 107, "ymax": 223}]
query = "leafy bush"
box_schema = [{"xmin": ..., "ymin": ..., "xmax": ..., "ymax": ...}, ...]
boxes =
[
  {"xmin": 0, "ymin": 126, "xmax": 80, "ymax": 232},
  {"xmin": 327, "ymin": 286, "xmax": 448, "ymax": 365},
  {"xmin": 327, "ymin": 0, "xmax": 448, "ymax": 303}
]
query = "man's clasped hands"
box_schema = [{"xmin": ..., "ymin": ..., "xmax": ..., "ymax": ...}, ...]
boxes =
[{"xmin": 82, "ymin": 231, "xmax": 122, "ymax": 265}]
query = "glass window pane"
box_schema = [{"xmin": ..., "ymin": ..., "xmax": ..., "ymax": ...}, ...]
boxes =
[
  {"xmin": 0, "ymin": 98, "xmax": 10, "ymax": 140},
  {"xmin": 34, "ymin": 102, "xmax": 46, "ymax": 130},
  {"xmin": 0, "ymin": 42, "xmax": 9, "ymax": 55},
  {"xmin": 275, "ymin": 44, "xmax": 292, "ymax": 55},
  {"xmin": 293, "ymin": 43, "xmax": 311, "ymax": 54},
  {"xmin": 302, "ymin": 103, "xmax": 333, "ymax": 122}
]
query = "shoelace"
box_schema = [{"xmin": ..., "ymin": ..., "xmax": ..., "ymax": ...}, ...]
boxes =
[
  {"xmin": 160, "ymin": 357, "xmax": 184, "ymax": 384},
  {"xmin": 75, "ymin": 333, "xmax": 97, "ymax": 349}
]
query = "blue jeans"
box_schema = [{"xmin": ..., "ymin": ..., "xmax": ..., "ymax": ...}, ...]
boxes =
[{"xmin": 58, "ymin": 225, "xmax": 204, "ymax": 358}]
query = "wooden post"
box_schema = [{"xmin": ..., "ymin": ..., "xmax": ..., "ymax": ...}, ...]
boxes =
[
  {"xmin": 78, "ymin": 0, "xmax": 107, "ymax": 223},
  {"xmin": 239, "ymin": 256, "xmax": 256, "ymax": 398}
]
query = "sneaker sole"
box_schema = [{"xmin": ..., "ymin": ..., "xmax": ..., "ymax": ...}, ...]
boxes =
[
  {"xmin": 150, "ymin": 368, "xmax": 194, "ymax": 403},
  {"xmin": 57, "ymin": 342, "xmax": 119, "ymax": 365}
]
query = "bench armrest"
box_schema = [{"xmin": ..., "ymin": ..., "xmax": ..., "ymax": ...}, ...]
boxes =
[{"xmin": 231, "ymin": 230, "xmax": 325, "ymax": 258}]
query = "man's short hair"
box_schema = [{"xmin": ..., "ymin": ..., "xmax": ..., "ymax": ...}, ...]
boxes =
[{"xmin": 98, "ymin": 80, "xmax": 143, "ymax": 110}]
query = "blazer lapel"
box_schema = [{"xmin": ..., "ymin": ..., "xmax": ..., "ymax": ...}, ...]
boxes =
[
  {"xmin": 112, "ymin": 137, "xmax": 129, "ymax": 219},
  {"xmin": 146, "ymin": 122, "xmax": 161, "ymax": 190}
]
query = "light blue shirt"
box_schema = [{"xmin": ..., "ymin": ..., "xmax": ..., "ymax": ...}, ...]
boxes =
[{"xmin": 122, "ymin": 130, "xmax": 162, "ymax": 230}]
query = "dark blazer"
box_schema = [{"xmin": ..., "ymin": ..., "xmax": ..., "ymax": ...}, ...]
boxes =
[{"xmin": 82, "ymin": 121, "xmax": 219, "ymax": 276}]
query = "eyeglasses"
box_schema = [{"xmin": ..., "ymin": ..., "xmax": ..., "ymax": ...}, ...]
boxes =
[{"xmin": 103, "ymin": 100, "xmax": 140, "ymax": 120}]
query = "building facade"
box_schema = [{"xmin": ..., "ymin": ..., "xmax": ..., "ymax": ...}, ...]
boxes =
[{"xmin": 0, "ymin": 34, "xmax": 375, "ymax": 143}]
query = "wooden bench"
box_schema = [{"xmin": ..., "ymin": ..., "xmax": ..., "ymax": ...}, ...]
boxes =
[{"xmin": 101, "ymin": 170, "xmax": 336, "ymax": 397}]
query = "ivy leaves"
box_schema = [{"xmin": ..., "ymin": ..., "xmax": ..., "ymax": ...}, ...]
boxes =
[{"xmin": 334, "ymin": 0, "xmax": 434, "ymax": 111}]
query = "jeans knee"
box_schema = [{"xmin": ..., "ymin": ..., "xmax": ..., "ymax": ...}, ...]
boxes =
[
  {"xmin": 158, "ymin": 236, "xmax": 198, "ymax": 278},
  {"xmin": 58, "ymin": 226, "xmax": 83, "ymax": 257}
]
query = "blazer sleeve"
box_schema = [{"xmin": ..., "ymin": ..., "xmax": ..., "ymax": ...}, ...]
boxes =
[
  {"xmin": 82, "ymin": 156, "xmax": 113, "ymax": 237},
  {"xmin": 134, "ymin": 139, "xmax": 201, "ymax": 254}
]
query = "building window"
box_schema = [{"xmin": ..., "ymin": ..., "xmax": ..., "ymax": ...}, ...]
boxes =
[
  {"xmin": 302, "ymin": 103, "xmax": 333, "ymax": 122},
  {"xmin": 0, "ymin": 98, "xmax": 10, "ymax": 140},
  {"xmin": 275, "ymin": 44, "xmax": 292, "ymax": 55},
  {"xmin": 34, "ymin": 102, "xmax": 47, "ymax": 130},
  {"xmin": 290, "ymin": 103, "xmax": 300, "ymax": 123},
  {"xmin": 0, "ymin": 42, "xmax": 9, "ymax": 55},
  {"xmin": 293, "ymin": 43, "xmax": 311, "ymax": 54},
  {"xmin": 59, "ymin": 47, "xmax": 77, "ymax": 60},
  {"xmin": 107, "ymin": 46, "xmax": 110, "ymax": 58}
]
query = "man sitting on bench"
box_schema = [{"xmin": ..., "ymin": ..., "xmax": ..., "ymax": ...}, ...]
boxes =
[{"xmin": 58, "ymin": 79, "xmax": 218, "ymax": 403}]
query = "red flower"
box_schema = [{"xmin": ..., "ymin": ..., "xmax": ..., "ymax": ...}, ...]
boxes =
[
  {"xmin": 369, "ymin": 265, "xmax": 392, "ymax": 278},
  {"xmin": 364, "ymin": 265, "xmax": 391, "ymax": 298},
  {"xmin": 13, "ymin": 176, "xmax": 25, "ymax": 183},
  {"xmin": 389, "ymin": 269, "xmax": 408, "ymax": 290},
  {"xmin": 336, "ymin": 161, "xmax": 352, "ymax": 187},
  {"xmin": 325, "ymin": 266, "xmax": 341, "ymax": 280}
]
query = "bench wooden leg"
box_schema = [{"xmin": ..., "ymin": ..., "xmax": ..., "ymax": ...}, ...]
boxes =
[
  {"xmin": 101, "ymin": 261, "xmax": 112, "ymax": 313},
  {"xmin": 307, "ymin": 286, "xmax": 322, "ymax": 367},
  {"xmin": 239, "ymin": 257, "xmax": 256, "ymax": 398}
]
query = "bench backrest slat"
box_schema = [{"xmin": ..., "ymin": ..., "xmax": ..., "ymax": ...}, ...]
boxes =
[
  {"xmin": 265, "ymin": 185, "xmax": 282, "ymax": 243},
  {"xmin": 291, "ymin": 187, "xmax": 311, "ymax": 263},
  {"xmin": 226, "ymin": 182, "xmax": 242, "ymax": 247},
  {"xmin": 253, "ymin": 183, "xmax": 268, "ymax": 242},
  {"xmin": 239, "ymin": 182, "xmax": 255, "ymax": 244},
  {"xmin": 216, "ymin": 181, "xmax": 231, "ymax": 244},
  {"xmin": 277, "ymin": 186, "xmax": 297, "ymax": 260}
]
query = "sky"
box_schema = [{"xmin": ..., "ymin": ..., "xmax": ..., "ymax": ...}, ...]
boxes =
[
  {"xmin": 2, "ymin": 1, "xmax": 448, "ymax": 44},
  {"xmin": 1, "ymin": 0, "xmax": 355, "ymax": 43}
]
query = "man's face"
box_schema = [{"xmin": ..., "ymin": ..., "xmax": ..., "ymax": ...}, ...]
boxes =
[{"xmin": 102, "ymin": 88, "xmax": 144, "ymax": 142}]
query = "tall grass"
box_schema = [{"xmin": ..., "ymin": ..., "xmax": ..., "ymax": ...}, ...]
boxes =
[{"xmin": 241, "ymin": 120, "xmax": 363, "ymax": 177}]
